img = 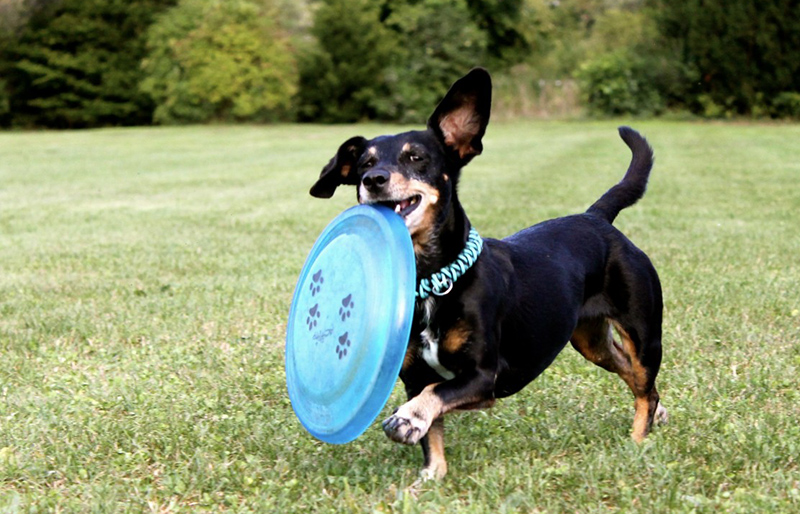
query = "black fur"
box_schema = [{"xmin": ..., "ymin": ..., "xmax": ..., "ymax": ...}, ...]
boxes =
[{"xmin": 310, "ymin": 68, "xmax": 665, "ymax": 480}]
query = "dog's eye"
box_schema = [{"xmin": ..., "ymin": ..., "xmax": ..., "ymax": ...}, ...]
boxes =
[
  {"xmin": 408, "ymin": 154, "xmax": 422, "ymax": 163},
  {"xmin": 360, "ymin": 159, "xmax": 376, "ymax": 170}
]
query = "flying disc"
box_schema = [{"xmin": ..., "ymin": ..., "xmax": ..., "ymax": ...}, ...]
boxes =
[{"xmin": 285, "ymin": 204, "xmax": 416, "ymax": 444}]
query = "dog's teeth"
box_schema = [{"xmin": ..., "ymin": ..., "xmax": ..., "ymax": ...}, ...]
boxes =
[{"xmin": 395, "ymin": 204, "xmax": 401, "ymax": 213}]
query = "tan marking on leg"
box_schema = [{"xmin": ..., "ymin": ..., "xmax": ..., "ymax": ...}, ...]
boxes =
[
  {"xmin": 402, "ymin": 342, "xmax": 416, "ymax": 372},
  {"xmin": 570, "ymin": 319, "xmax": 614, "ymax": 365},
  {"xmin": 573, "ymin": 318, "xmax": 663, "ymax": 442},
  {"xmin": 442, "ymin": 319, "xmax": 471, "ymax": 353},
  {"xmin": 614, "ymin": 322, "xmax": 649, "ymax": 390},
  {"xmin": 612, "ymin": 321, "xmax": 661, "ymax": 442},
  {"xmin": 571, "ymin": 318, "xmax": 636, "ymax": 390},
  {"xmin": 420, "ymin": 417, "xmax": 447, "ymax": 480},
  {"xmin": 383, "ymin": 383, "xmax": 444, "ymax": 445},
  {"xmin": 632, "ymin": 396, "xmax": 651, "ymax": 443},
  {"xmin": 409, "ymin": 383, "xmax": 445, "ymax": 418}
]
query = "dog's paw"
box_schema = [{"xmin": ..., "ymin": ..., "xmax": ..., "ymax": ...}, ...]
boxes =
[
  {"xmin": 418, "ymin": 461, "xmax": 447, "ymax": 482},
  {"xmin": 382, "ymin": 409, "xmax": 429, "ymax": 445},
  {"xmin": 655, "ymin": 402, "xmax": 669, "ymax": 425}
]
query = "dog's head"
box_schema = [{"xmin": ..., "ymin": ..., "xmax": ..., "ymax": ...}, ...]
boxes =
[{"xmin": 310, "ymin": 68, "xmax": 491, "ymax": 251}]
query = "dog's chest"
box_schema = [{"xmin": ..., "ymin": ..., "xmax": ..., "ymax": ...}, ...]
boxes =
[{"xmin": 417, "ymin": 298, "xmax": 456, "ymax": 380}]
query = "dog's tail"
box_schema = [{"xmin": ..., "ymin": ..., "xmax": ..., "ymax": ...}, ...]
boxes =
[{"xmin": 586, "ymin": 126, "xmax": 654, "ymax": 224}]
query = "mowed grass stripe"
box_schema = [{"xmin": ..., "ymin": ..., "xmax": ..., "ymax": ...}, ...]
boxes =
[{"xmin": 1, "ymin": 121, "xmax": 798, "ymax": 512}]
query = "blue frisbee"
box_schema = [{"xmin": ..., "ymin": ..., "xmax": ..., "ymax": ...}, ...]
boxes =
[{"xmin": 285, "ymin": 204, "xmax": 416, "ymax": 444}]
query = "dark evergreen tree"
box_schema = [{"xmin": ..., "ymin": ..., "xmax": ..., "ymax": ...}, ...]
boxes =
[
  {"xmin": 652, "ymin": 0, "xmax": 800, "ymax": 116},
  {"xmin": 3, "ymin": 0, "xmax": 176, "ymax": 128}
]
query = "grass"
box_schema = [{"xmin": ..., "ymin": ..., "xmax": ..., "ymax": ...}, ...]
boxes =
[{"xmin": 1, "ymin": 120, "xmax": 799, "ymax": 513}]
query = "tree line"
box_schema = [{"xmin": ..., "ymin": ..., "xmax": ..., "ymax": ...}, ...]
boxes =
[{"xmin": 1, "ymin": 0, "xmax": 798, "ymax": 128}]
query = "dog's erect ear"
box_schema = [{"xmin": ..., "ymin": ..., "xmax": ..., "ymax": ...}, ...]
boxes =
[
  {"xmin": 427, "ymin": 68, "xmax": 491, "ymax": 163},
  {"xmin": 310, "ymin": 136, "xmax": 368, "ymax": 198}
]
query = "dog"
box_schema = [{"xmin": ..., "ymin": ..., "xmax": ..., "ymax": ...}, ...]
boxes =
[{"xmin": 309, "ymin": 68, "xmax": 666, "ymax": 480}]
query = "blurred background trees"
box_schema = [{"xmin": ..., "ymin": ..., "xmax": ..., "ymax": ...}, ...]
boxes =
[
  {"xmin": 1, "ymin": 0, "xmax": 177, "ymax": 127},
  {"xmin": 140, "ymin": 0, "xmax": 298, "ymax": 124},
  {"xmin": 1, "ymin": 0, "xmax": 799, "ymax": 128}
]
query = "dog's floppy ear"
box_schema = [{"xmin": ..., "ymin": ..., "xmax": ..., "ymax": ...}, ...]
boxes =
[
  {"xmin": 310, "ymin": 136, "xmax": 368, "ymax": 198},
  {"xmin": 427, "ymin": 67, "xmax": 491, "ymax": 163}
]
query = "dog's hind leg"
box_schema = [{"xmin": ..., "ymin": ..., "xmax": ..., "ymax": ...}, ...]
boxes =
[
  {"xmin": 570, "ymin": 316, "xmax": 666, "ymax": 441},
  {"xmin": 610, "ymin": 320, "xmax": 666, "ymax": 442},
  {"xmin": 571, "ymin": 317, "xmax": 633, "ymax": 380}
]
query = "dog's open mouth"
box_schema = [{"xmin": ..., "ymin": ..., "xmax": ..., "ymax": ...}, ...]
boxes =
[{"xmin": 379, "ymin": 195, "xmax": 421, "ymax": 218}]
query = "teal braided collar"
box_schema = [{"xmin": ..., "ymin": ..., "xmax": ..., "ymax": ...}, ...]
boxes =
[{"xmin": 416, "ymin": 227, "xmax": 483, "ymax": 300}]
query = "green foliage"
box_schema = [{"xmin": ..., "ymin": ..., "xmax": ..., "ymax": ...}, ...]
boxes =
[
  {"xmin": 0, "ymin": 24, "xmax": 11, "ymax": 126},
  {"xmin": 0, "ymin": 77, "xmax": 9, "ymax": 126},
  {"xmin": 296, "ymin": 0, "xmax": 395, "ymax": 122},
  {"xmin": 652, "ymin": 0, "xmax": 800, "ymax": 117},
  {"xmin": 523, "ymin": 0, "xmax": 605, "ymax": 79},
  {"xmin": 464, "ymin": 0, "xmax": 529, "ymax": 66},
  {"xmin": 576, "ymin": 50, "xmax": 664, "ymax": 116},
  {"xmin": 4, "ymin": 0, "xmax": 800, "ymax": 124},
  {"xmin": 2, "ymin": 0, "xmax": 176, "ymax": 128},
  {"xmin": 771, "ymin": 91, "xmax": 800, "ymax": 119},
  {"xmin": 140, "ymin": 0, "xmax": 298, "ymax": 124},
  {"xmin": 297, "ymin": 0, "xmax": 487, "ymax": 123},
  {"xmin": 377, "ymin": 0, "xmax": 488, "ymax": 123}
]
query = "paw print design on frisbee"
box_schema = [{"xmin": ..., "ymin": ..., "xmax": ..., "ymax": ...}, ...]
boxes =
[
  {"xmin": 285, "ymin": 204, "xmax": 416, "ymax": 444},
  {"xmin": 336, "ymin": 332, "xmax": 352, "ymax": 359},
  {"xmin": 306, "ymin": 304, "xmax": 320, "ymax": 330},
  {"xmin": 339, "ymin": 294, "xmax": 354, "ymax": 321},
  {"xmin": 309, "ymin": 269, "xmax": 324, "ymax": 296}
]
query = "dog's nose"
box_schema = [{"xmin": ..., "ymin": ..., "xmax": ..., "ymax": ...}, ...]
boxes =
[{"xmin": 362, "ymin": 169, "xmax": 390, "ymax": 192}]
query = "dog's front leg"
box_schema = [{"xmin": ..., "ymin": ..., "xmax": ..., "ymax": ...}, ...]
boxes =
[
  {"xmin": 419, "ymin": 417, "xmax": 447, "ymax": 481},
  {"xmin": 382, "ymin": 369, "xmax": 495, "ymax": 445}
]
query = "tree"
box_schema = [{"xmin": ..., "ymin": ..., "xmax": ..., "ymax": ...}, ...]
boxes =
[
  {"xmin": 464, "ymin": 0, "xmax": 529, "ymax": 66},
  {"xmin": 296, "ymin": 0, "xmax": 396, "ymax": 122},
  {"xmin": 378, "ymin": 0, "xmax": 488, "ymax": 123},
  {"xmin": 652, "ymin": 0, "xmax": 800, "ymax": 116},
  {"xmin": 140, "ymin": 0, "xmax": 298, "ymax": 124},
  {"xmin": 297, "ymin": 0, "xmax": 488, "ymax": 123},
  {"xmin": 3, "ymin": 0, "xmax": 176, "ymax": 128}
]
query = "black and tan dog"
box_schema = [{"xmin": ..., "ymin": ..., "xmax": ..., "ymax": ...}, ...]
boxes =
[{"xmin": 309, "ymin": 68, "xmax": 667, "ymax": 480}]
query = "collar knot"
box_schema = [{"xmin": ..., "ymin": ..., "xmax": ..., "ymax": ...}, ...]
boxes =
[{"xmin": 416, "ymin": 227, "xmax": 483, "ymax": 300}]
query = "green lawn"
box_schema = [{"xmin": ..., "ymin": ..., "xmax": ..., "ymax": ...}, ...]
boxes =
[{"xmin": 1, "ymin": 121, "xmax": 799, "ymax": 513}]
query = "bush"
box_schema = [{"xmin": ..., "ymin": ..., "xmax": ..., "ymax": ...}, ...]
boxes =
[
  {"xmin": 140, "ymin": 0, "xmax": 297, "ymax": 124},
  {"xmin": 771, "ymin": 92, "xmax": 800, "ymax": 119},
  {"xmin": 576, "ymin": 50, "xmax": 664, "ymax": 117}
]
